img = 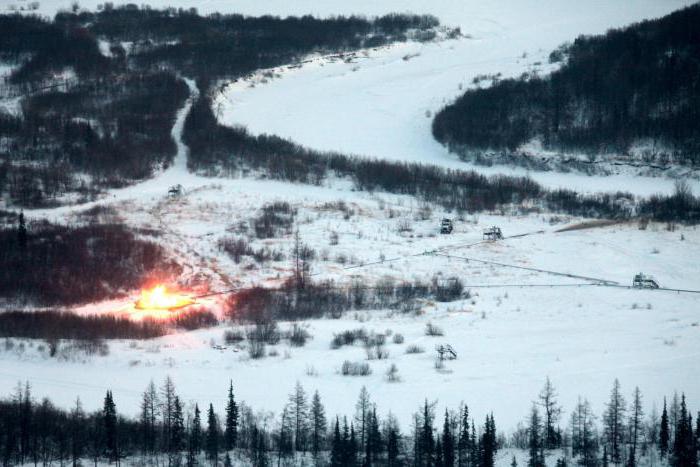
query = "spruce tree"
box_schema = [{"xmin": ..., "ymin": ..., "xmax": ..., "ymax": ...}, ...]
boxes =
[
  {"xmin": 288, "ymin": 381, "xmax": 308, "ymax": 452},
  {"xmin": 603, "ymin": 379, "xmax": 626, "ymax": 464},
  {"xmin": 355, "ymin": 387, "xmax": 371, "ymax": 451},
  {"xmin": 310, "ymin": 390, "xmax": 327, "ymax": 459},
  {"xmin": 386, "ymin": 414, "xmax": 401, "ymax": 467},
  {"xmin": 660, "ymin": 398, "xmax": 670, "ymax": 456},
  {"xmin": 443, "ymin": 410, "xmax": 455, "ymax": 467},
  {"xmin": 70, "ymin": 398, "xmax": 85, "ymax": 467},
  {"xmin": 206, "ymin": 404, "xmax": 219, "ymax": 465},
  {"xmin": 528, "ymin": 405, "xmax": 545, "ymax": 467},
  {"xmin": 671, "ymin": 395, "xmax": 696, "ymax": 467},
  {"xmin": 103, "ymin": 391, "xmax": 119, "ymax": 462},
  {"xmin": 172, "ymin": 396, "xmax": 185, "ymax": 461},
  {"xmin": 224, "ymin": 381, "xmax": 238, "ymax": 451},
  {"xmin": 331, "ymin": 418, "xmax": 343, "ymax": 467},
  {"xmin": 458, "ymin": 405, "xmax": 470, "ymax": 467},
  {"xmin": 627, "ymin": 388, "xmax": 643, "ymax": 467},
  {"xmin": 188, "ymin": 404, "xmax": 202, "ymax": 467}
]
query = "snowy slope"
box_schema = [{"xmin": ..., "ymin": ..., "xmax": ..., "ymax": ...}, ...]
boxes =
[
  {"xmin": 2, "ymin": 0, "xmax": 699, "ymax": 433},
  {"xmin": 212, "ymin": 0, "xmax": 698, "ymax": 196}
]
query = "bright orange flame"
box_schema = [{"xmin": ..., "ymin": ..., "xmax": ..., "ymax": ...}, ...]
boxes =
[{"xmin": 135, "ymin": 285, "xmax": 194, "ymax": 311}]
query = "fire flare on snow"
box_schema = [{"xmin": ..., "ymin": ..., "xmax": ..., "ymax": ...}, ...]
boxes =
[{"xmin": 134, "ymin": 285, "xmax": 194, "ymax": 311}]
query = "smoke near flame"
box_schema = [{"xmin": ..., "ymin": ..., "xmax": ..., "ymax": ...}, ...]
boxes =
[{"xmin": 135, "ymin": 285, "xmax": 194, "ymax": 311}]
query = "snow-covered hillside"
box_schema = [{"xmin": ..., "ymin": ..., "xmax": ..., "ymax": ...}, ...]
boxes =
[
  {"xmin": 210, "ymin": 0, "xmax": 697, "ymax": 196},
  {"xmin": 2, "ymin": 0, "xmax": 699, "ymax": 436}
]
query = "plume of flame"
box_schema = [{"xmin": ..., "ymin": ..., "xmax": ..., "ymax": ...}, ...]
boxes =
[{"xmin": 135, "ymin": 285, "xmax": 194, "ymax": 311}]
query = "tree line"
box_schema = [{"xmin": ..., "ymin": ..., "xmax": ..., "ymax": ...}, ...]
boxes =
[
  {"xmin": 0, "ymin": 217, "xmax": 181, "ymax": 306},
  {"xmin": 432, "ymin": 4, "xmax": 700, "ymax": 167},
  {"xmin": 0, "ymin": 377, "xmax": 697, "ymax": 467},
  {"xmin": 183, "ymin": 94, "xmax": 700, "ymax": 223},
  {"xmin": 1, "ymin": 8, "xmax": 439, "ymax": 207}
]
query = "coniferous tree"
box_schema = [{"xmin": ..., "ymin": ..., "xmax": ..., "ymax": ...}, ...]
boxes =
[
  {"xmin": 365, "ymin": 407, "xmax": 382, "ymax": 466},
  {"xmin": 670, "ymin": 393, "xmax": 680, "ymax": 445},
  {"xmin": 345, "ymin": 420, "xmax": 358, "ymax": 467},
  {"xmin": 103, "ymin": 390, "xmax": 118, "ymax": 463},
  {"xmin": 331, "ymin": 418, "xmax": 343, "ymax": 467},
  {"xmin": 355, "ymin": 387, "xmax": 372, "ymax": 453},
  {"xmin": 470, "ymin": 422, "xmax": 479, "ymax": 467},
  {"xmin": 224, "ymin": 381, "xmax": 238, "ymax": 451},
  {"xmin": 188, "ymin": 404, "xmax": 202, "ymax": 467},
  {"xmin": 415, "ymin": 399, "xmax": 435, "ymax": 467},
  {"xmin": 172, "ymin": 396, "xmax": 185, "ymax": 463},
  {"xmin": 457, "ymin": 405, "xmax": 471, "ymax": 467},
  {"xmin": 671, "ymin": 395, "xmax": 696, "ymax": 467},
  {"xmin": 660, "ymin": 399, "xmax": 670, "ymax": 456},
  {"xmin": 539, "ymin": 378, "xmax": 562, "ymax": 449},
  {"xmin": 443, "ymin": 409, "xmax": 456, "ymax": 467},
  {"xmin": 528, "ymin": 405, "xmax": 545, "ymax": 467},
  {"xmin": 436, "ymin": 437, "xmax": 444, "ymax": 467},
  {"xmin": 141, "ymin": 380, "xmax": 159, "ymax": 456},
  {"xmin": 480, "ymin": 414, "xmax": 497, "ymax": 467},
  {"xmin": 17, "ymin": 382, "xmax": 31, "ymax": 465},
  {"xmin": 570, "ymin": 398, "xmax": 598, "ymax": 467},
  {"xmin": 288, "ymin": 381, "xmax": 308, "ymax": 452},
  {"xmin": 627, "ymin": 388, "xmax": 643, "ymax": 467},
  {"xmin": 206, "ymin": 404, "xmax": 219, "ymax": 466},
  {"xmin": 603, "ymin": 379, "xmax": 626, "ymax": 464},
  {"xmin": 309, "ymin": 390, "xmax": 327, "ymax": 459},
  {"xmin": 70, "ymin": 398, "xmax": 86, "ymax": 467},
  {"xmin": 386, "ymin": 413, "xmax": 401, "ymax": 467},
  {"xmin": 251, "ymin": 424, "xmax": 268, "ymax": 467},
  {"xmin": 276, "ymin": 405, "xmax": 294, "ymax": 465},
  {"xmin": 162, "ymin": 376, "xmax": 178, "ymax": 456}
]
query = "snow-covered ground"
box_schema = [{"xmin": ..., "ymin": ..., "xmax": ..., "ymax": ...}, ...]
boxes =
[
  {"xmin": 2, "ymin": 0, "xmax": 699, "ymax": 433},
  {"xmin": 8, "ymin": 166, "xmax": 700, "ymax": 428}
]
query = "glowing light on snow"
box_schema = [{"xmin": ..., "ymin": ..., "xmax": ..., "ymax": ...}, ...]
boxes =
[{"xmin": 134, "ymin": 285, "xmax": 194, "ymax": 311}]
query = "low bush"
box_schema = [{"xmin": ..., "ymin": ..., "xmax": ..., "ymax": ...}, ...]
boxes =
[
  {"xmin": 223, "ymin": 328, "xmax": 245, "ymax": 344},
  {"xmin": 425, "ymin": 322, "xmax": 444, "ymax": 336},
  {"xmin": 405, "ymin": 344, "xmax": 425, "ymax": 354},
  {"xmin": 341, "ymin": 360, "xmax": 372, "ymax": 376}
]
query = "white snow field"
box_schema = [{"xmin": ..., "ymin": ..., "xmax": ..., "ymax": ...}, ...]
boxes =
[
  {"xmin": 1, "ymin": 0, "xmax": 699, "ymax": 434},
  {"xmin": 7, "ymin": 166, "xmax": 700, "ymax": 429}
]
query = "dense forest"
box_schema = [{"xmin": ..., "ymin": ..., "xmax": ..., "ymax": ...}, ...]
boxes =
[
  {"xmin": 0, "ymin": 213, "xmax": 180, "ymax": 305},
  {"xmin": 432, "ymin": 4, "xmax": 700, "ymax": 169},
  {"xmin": 0, "ymin": 378, "xmax": 697, "ymax": 467},
  {"xmin": 0, "ymin": 7, "xmax": 439, "ymax": 207}
]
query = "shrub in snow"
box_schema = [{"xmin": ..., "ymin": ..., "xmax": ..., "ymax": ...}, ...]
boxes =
[
  {"xmin": 341, "ymin": 360, "xmax": 372, "ymax": 376},
  {"xmin": 425, "ymin": 322, "xmax": 444, "ymax": 336},
  {"xmin": 248, "ymin": 340, "xmax": 265, "ymax": 359},
  {"xmin": 386, "ymin": 363, "xmax": 401, "ymax": 382},
  {"xmin": 331, "ymin": 328, "xmax": 368, "ymax": 349},
  {"xmin": 224, "ymin": 328, "xmax": 245, "ymax": 344},
  {"xmin": 405, "ymin": 344, "xmax": 424, "ymax": 354},
  {"xmin": 392, "ymin": 333, "xmax": 405, "ymax": 344},
  {"xmin": 288, "ymin": 324, "xmax": 310, "ymax": 347}
]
